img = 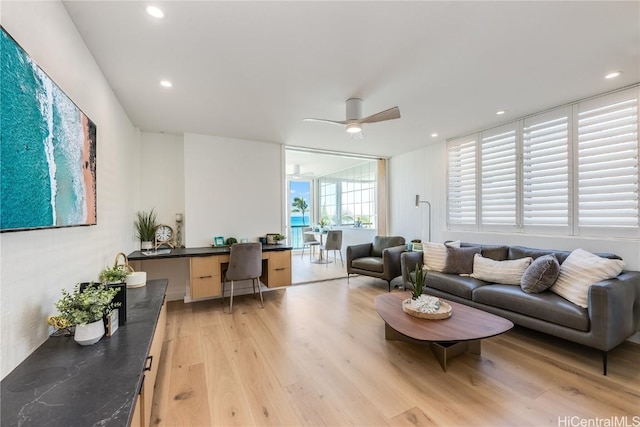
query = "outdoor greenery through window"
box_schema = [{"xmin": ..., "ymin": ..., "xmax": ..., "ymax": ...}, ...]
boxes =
[
  {"xmin": 318, "ymin": 161, "xmax": 377, "ymax": 228},
  {"xmin": 447, "ymin": 86, "xmax": 639, "ymax": 238}
]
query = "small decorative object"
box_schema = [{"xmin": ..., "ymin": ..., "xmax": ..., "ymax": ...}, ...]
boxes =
[
  {"xmin": 318, "ymin": 217, "xmax": 329, "ymax": 228},
  {"xmin": 154, "ymin": 224, "xmax": 175, "ymax": 249},
  {"xmin": 225, "ymin": 237, "xmax": 238, "ymax": 245},
  {"xmin": 240, "ymin": 238, "xmax": 249, "ymax": 243},
  {"xmin": 409, "ymin": 264, "xmax": 426, "ymax": 299},
  {"xmin": 402, "ymin": 295, "xmax": 452, "ymax": 320},
  {"xmin": 266, "ymin": 233, "xmax": 278, "ymax": 244},
  {"xmin": 175, "ymin": 213, "xmax": 184, "ymax": 248},
  {"xmin": 412, "ymin": 242, "xmax": 423, "ymax": 252},
  {"xmin": 105, "ymin": 310, "xmax": 119, "ymax": 336},
  {"xmin": 54, "ymin": 283, "xmax": 121, "ymax": 346},
  {"xmin": 135, "ymin": 209, "xmax": 158, "ymax": 250},
  {"xmin": 213, "ymin": 236, "xmax": 225, "ymax": 246},
  {"xmin": 273, "ymin": 234, "xmax": 286, "ymax": 244}
]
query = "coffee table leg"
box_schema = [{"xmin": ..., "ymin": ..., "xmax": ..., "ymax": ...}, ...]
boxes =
[{"xmin": 430, "ymin": 340, "xmax": 481, "ymax": 372}]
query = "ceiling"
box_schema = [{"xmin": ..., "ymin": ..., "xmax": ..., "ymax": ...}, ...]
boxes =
[{"xmin": 63, "ymin": 1, "xmax": 639, "ymax": 163}]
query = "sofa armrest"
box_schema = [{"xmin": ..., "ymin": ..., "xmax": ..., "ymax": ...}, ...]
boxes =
[
  {"xmin": 401, "ymin": 251, "xmax": 424, "ymax": 289},
  {"xmin": 346, "ymin": 243, "xmax": 373, "ymax": 272},
  {"xmin": 588, "ymin": 270, "xmax": 640, "ymax": 350},
  {"xmin": 381, "ymin": 245, "xmax": 407, "ymax": 281}
]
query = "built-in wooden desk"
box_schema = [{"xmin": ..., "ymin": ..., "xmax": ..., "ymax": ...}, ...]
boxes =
[{"xmin": 127, "ymin": 245, "xmax": 292, "ymax": 301}]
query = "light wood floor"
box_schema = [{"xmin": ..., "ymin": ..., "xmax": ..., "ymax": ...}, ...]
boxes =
[
  {"xmin": 150, "ymin": 276, "xmax": 640, "ymax": 427},
  {"xmin": 291, "ymin": 248, "xmax": 347, "ymax": 284}
]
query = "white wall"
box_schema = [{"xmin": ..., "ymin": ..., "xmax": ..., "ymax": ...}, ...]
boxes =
[
  {"xmin": 183, "ymin": 133, "xmax": 284, "ymax": 247},
  {"xmin": 139, "ymin": 132, "xmax": 185, "ymax": 234},
  {"xmin": 0, "ymin": 1, "xmax": 139, "ymax": 379},
  {"xmin": 389, "ymin": 141, "xmax": 640, "ymax": 271}
]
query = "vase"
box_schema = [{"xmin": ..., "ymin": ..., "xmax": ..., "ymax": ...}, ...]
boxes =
[
  {"xmin": 141, "ymin": 241, "xmax": 153, "ymax": 250},
  {"xmin": 74, "ymin": 319, "xmax": 105, "ymax": 346}
]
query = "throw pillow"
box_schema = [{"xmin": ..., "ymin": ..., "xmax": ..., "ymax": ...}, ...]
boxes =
[
  {"xmin": 470, "ymin": 254, "xmax": 533, "ymax": 285},
  {"xmin": 520, "ymin": 254, "xmax": 560, "ymax": 293},
  {"xmin": 442, "ymin": 246, "xmax": 481, "ymax": 275},
  {"xmin": 550, "ymin": 249, "xmax": 625, "ymax": 308},
  {"xmin": 423, "ymin": 240, "xmax": 460, "ymax": 272}
]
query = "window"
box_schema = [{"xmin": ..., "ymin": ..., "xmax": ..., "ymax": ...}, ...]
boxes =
[
  {"xmin": 577, "ymin": 92, "xmax": 639, "ymax": 236},
  {"xmin": 318, "ymin": 161, "xmax": 377, "ymax": 228},
  {"xmin": 447, "ymin": 135, "xmax": 477, "ymax": 227},
  {"xmin": 523, "ymin": 108, "xmax": 570, "ymax": 233},
  {"xmin": 446, "ymin": 86, "xmax": 639, "ymax": 238},
  {"xmin": 480, "ymin": 124, "xmax": 518, "ymax": 230}
]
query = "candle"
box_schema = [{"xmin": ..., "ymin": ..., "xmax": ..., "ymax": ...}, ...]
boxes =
[{"xmin": 176, "ymin": 213, "xmax": 183, "ymax": 222}]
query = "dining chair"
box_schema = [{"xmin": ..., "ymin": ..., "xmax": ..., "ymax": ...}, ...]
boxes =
[
  {"xmin": 221, "ymin": 242, "xmax": 263, "ymax": 313},
  {"xmin": 301, "ymin": 226, "xmax": 321, "ymax": 260},
  {"xmin": 321, "ymin": 229, "xmax": 343, "ymax": 266}
]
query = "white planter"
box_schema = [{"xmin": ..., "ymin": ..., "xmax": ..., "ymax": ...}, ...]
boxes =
[
  {"xmin": 74, "ymin": 319, "xmax": 105, "ymax": 346},
  {"xmin": 141, "ymin": 241, "xmax": 153, "ymax": 250},
  {"xmin": 126, "ymin": 271, "xmax": 147, "ymax": 288}
]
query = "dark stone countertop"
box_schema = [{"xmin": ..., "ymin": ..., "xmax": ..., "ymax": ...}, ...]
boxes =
[
  {"xmin": 127, "ymin": 244, "xmax": 292, "ymax": 261},
  {"xmin": 0, "ymin": 279, "xmax": 168, "ymax": 427}
]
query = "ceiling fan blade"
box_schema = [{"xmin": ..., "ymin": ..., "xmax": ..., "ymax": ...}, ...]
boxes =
[
  {"xmin": 302, "ymin": 118, "xmax": 348, "ymax": 126},
  {"xmin": 359, "ymin": 106, "xmax": 401, "ymax": 124}
]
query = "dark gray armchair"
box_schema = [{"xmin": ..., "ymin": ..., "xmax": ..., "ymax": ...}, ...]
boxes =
[{"xmin": 346, "ymin": 236, "xmax": 406, "ymax": 291}]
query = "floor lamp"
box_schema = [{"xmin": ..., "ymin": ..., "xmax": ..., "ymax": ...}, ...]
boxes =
[{"xmin": 415, "ymin": 195, "xmax": 431, "ymax": 242}]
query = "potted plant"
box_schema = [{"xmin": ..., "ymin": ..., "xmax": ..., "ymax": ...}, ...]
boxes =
[
  {"xmin": 409, "ymin": 264, "xmax": 426, "ymax": 299},
  {"xmin": 273, "ymin": 234, "xmax": 286, "ymax": 244},
  {"xmin": 99, "ymin": 266, "xmax": 128, "ymax": 284},
  {"xmin": 54, "ymin": 283, "xmax": 121, "ymax": 346},
  {"xmin": 134, "ymin": 209, "xmax": 157, "ymax": 250}
]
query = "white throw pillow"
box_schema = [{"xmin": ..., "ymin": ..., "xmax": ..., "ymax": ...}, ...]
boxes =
[
  {"xmin": 470, "ymin": 254, "xmax": 533, "ymax": 285},
  {"xmin": 550, "ymin": 249, "xmax": 625, "ymax": 308},
  {"xmin": 423, "ymin": 241, "xmax": 460, "ymax": 272}
]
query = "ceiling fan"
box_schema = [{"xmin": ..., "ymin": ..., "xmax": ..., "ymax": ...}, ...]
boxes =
[{"xmin": 303, "ymin": 98, "xmax": 400, "ymax": 139}]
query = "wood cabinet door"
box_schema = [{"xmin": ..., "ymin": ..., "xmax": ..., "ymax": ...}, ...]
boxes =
[
  {"xmin": 190, "ymin": 257, "xmax": 221, "ymax": 299},
  {"xmin": 267, "ymin": 251, "xmax": 291, "ymax": 288}
]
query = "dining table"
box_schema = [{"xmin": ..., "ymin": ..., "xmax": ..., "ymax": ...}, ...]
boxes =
[{"xmin": 304, "ymin": 229, "xmax": 333, "ymax": 264}]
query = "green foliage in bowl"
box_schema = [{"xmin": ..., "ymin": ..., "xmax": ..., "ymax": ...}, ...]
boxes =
[
  {"xmin": 55, "ymin": 283, "xmax": 121, "ymax": 326},
  {"xmin": 99, "ymin": 266, "xmax": 128, "ymax": 284},
  {"xmin": 225, "ymin": 237, "xmax": 238, "ymax": 245},
  {"xmin": 409, "ymin": 264, "xmax": 426, "ymax": 299}
]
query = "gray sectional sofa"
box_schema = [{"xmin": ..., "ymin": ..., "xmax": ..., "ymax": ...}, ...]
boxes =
[{"xmin": 400, "ymin": 242, "xmax": 640, "ymax": 374}]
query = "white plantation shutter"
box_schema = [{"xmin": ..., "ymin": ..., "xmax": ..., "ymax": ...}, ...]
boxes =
[
  {"xmin": 480, "ymin": 124, "xmax": 517, "ymax": 229},
  {"xmin": 522, "ymin": 108, "xmax": 570, "ymax": 232},
  {"xmin": 447, "ymin": 136, "xmax": 477, "ymax": 227},
  {"xmin": 577, "ymin": 91, "xmax": 639, "ymax": 235}
]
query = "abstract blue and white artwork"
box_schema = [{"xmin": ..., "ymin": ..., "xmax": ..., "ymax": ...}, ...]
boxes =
[{"xmin": 1, "ymin": 26, "xmax": 97, "ymax": 232}]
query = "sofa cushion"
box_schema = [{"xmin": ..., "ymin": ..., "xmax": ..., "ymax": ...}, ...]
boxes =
[
  {"xmin": 521, "ymin": 254, "xmax": 560, "ymax": 293},
  {"xmin": 371, "ymin": 236, "xmax": 405, "ymax": 258},
  {"xmin": 550, "ymin": 249, "xmax": 625, "ymax": 308},
  {"xmin": 351, "ymin": 257, "xmax": 384, "ymax": 273},
  {"xmin": 442, "ymin": 246, "xmax": 481, "ymax": 274},
  {"xmin": 508, "ymin": 246, "xmax": 572, "ymax": 264},
  {"xmin": 423, "ymin": 241, "xmax": 460, "ymax": 272},
  {"xmin": 426, "ymin": 271, "xmax": 489, "ymax": 299},
  {"xmin": 473, "ymin": 285, "xmax": 589, "ymax": 331},
  {"xmin": 470, "ymin": 254, "xmax": 533, "ymax": 285}
]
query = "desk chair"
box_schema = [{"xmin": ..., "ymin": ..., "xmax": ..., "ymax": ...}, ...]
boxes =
[
  {"xmin": 222, "ymin": 242, "xmax": 264, "ymax": 313},
  {"xmin": 301, "ymin": 227, "xmax": 321, "ymax": 260},
  {"xmin": 321, "ymin": 229, "xmax": 343, "ymax": 266}
]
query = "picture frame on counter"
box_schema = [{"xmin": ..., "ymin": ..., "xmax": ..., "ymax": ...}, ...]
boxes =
[{"xmin": 213, "ymin": 236, "xmax": 225, "ymax": 246}]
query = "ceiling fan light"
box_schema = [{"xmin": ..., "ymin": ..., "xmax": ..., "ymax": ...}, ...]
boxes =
[{"xmin": 346, "ymin": 123, "xmax": 362, "ymax": 133}]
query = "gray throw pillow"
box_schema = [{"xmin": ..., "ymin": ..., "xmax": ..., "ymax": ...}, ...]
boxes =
[
  {"xmin": 520, "ymin": 254, "xmax": 560, "ymax": 293},
  {"xmin": 443, "ymin": 246, "xmax": 481, "ymax": 274}
]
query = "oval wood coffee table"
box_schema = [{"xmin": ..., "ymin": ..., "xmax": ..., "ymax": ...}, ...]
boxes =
[{"xmin": 375, "ymin": 292, "xmax": 514, "ymax": 371}]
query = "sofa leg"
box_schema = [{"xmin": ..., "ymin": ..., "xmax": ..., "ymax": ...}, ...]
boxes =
[
  {"xmin": 602, "ymin": 351, "xmax": 608, "ymax": 375},
  {"xmin": 387, "ymin": 281, "xmax": 391, "ymax": 292}
]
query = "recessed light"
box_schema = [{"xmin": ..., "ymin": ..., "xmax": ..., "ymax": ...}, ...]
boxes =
[
  {"xmin": 605, "ymin": 71, "xmax": 621, "ymax": 79},
  {"xmin": 146, "ymin": 6, "xmax": 164, "ymax": 19},
  {"xmin": 431, "ymin": 133, "xmax": 438, "ymax": 138},
  {"xmin": 160, "ymin": 80, "xmax": 172, "ymax": 88},
  {"xmin": 496, "ymin": 110, "xmax": 506, "ymax": 115}
]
